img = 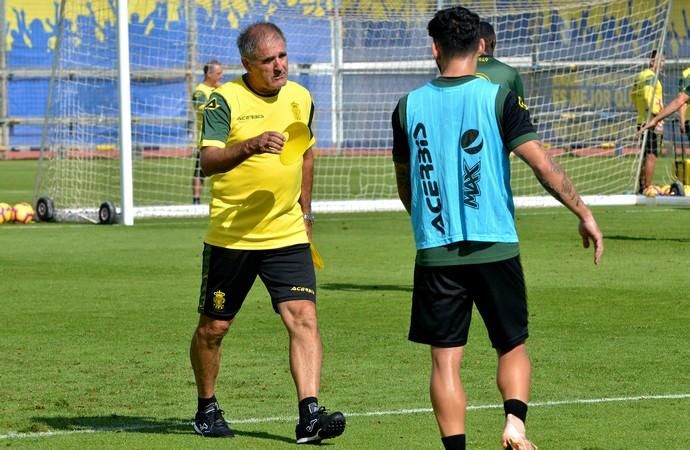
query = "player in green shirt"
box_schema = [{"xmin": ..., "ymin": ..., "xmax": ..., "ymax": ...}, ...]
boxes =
[{"xmin": 477, "ymin": 21, "xmax": 526, "ymax": 106}]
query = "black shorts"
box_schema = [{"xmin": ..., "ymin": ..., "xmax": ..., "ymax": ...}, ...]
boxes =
[
  {"xmin": 409, "ymin": 256, "xmax": 528, "ymax": 351},
  {"xmin": 193, "ymin": 152, "xmax": 204, "ymax": 178},
  {"xmin": 197, "ymin": 243, "xmax": 316, "ymax": 320},
  {"xmin": 638, "ymin": 125, "xmax": 660, "ymax": 156}
]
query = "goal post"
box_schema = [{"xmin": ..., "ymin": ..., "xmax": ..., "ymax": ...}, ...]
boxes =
[{"xmin": 34, "ymin": 0, "xmax": 679, "ymax": 223}]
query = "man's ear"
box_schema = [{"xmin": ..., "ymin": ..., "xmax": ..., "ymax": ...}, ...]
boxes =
[
  {"xmin": 431, "ymin": 40, "xmax": 440, "ymax": 60},
  {"xmin": 241, "ymin": 56, "xmax": 249, "ymax": 71},
  {"xmin": 477, "ymin": 38, "xmax": 485, "ymax": 55}
]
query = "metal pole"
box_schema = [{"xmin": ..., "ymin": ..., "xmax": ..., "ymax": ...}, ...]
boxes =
[
  {"xmin": 0, "ymin": 0, "xmax": 8, "ymax": 157},
  {"xmin": 187, "ymin": 0, "xmax": 197, "ymax": 144},
  {"xmin": 633, "ymin": 0, "xmax": 673, "ymax": 195},
  {"xmin": 117, "ymin": 0, "xmax": 134, "ymax": 225},
  {"xmin": 332, "ymin": 0, "xmax": 343, "ymax": 155},
  {"xmin": 35, "ymin": 0, "xmax": 67, "ymax": 200}
]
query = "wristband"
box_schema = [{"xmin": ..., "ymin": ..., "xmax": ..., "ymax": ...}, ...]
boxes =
[{"xmin": 303, "ymin": 213, "xmax": 315, "ymax": 223}]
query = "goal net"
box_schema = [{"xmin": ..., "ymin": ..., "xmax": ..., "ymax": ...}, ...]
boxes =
[{"xmin": 35, "ymin": 0, "xmax": 673, "ymax": 222}]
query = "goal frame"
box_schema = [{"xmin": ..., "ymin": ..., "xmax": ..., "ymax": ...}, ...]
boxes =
[{"xmin": 35, "ymin": 0, "xmax": 686, "ymax": 224}]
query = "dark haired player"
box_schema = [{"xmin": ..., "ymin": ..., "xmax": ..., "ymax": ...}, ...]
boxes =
[{"xmin": 392, "ymin": 6, "xmax": 603, "ymax": 450}]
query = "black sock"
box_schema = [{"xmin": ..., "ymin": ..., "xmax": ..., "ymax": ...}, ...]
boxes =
[
  {"xmin": 198, "ymin": 395, "xmax": 217, "ymax": 412},
  {"xmin": 504, "ymin": 399, "xmax": 528, "ymax": 423},
  {"xmin": 441, "ymin": 434, "xmax": 466, "ymax": 450},
  {"xmin": 298, "ymin": 397, "xmax": 319, "ymax": 420}
]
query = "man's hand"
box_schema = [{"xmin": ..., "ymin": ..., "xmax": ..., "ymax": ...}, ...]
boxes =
[
  {"xmin": 578, "ymin": 217, "xmax": 604, "ymax": 265},
  {"xmin": 247, "ymin": 131, "xmax": 286, "ymax": 155},
  {"xmin": 637, "ymin": 121, "xmax": 655, "ymax": 136}
]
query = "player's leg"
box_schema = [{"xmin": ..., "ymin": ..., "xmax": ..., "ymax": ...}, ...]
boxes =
[
  {"xmin": 190, "ymin": 315, "xmax": 232, "ymax": 399},
  {"xmin": 497, "ymin": 344, "xmax": 533, "ymax": 450},
  {"xmin": 640, "ymin": 133, "xmax": 659, "ymax": 192},
  {"xmin": 409, "ymin": 264, "xmax": 474, "ymax": 450},
  {"xmin": 190, "ymin": 244, "xmax": 257, "ymax": 437},
  {"xmin": 430, "ymin": 346, "xmax": 467, "ymax": 440},
  {"xmin": 260, "ymin": 243, "xmax": 345, "ymax": 444},
  {"xmin": 644, "ymin": 153, "xmax": 657, "ymax": 189},
  {"xmin": 472, "ymin": 256, "xmax": 534, "ymax": 450},
  {"xmin": 192, "ymin": 153, "xmax": 204, "ymax": 204},
  {"xmin": 278, "ymin": 299, "xmax": 322, "ymax": 400}
]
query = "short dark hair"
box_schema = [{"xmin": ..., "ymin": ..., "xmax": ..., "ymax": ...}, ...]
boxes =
[
  {"xmin": 203, "ymin": 60, "xmax": 221, "ymax": 76},
  {"xmin": 237, "ymin": 22, "xmax": 286, "ymax": 59},
  {"xmin": 479, "ymin": 21, "xmax": 495, "ymax": 40},
  {"xmin": 428, "ymin": 6, "xmax": 480, "ymax": 57}
]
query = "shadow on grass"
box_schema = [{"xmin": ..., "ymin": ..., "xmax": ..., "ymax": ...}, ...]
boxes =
[
  {"xmin": 29, "ymin": 415, "xmax": 295, "ymax": 444},
  {"xmin": 31, "ymin": 415, "xmax": 190, "ymax": 435},
  {"xmin": 319, "ymin": 282, "xmax": 412, "ymax": 293},
  {"xmin": 606, "ymin": 234, "xmax": 690, "ymax": 243}
]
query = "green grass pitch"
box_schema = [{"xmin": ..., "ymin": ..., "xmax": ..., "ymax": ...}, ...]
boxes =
[{"xmin": 1, "ymin": 160, "xmax": 690, "ymax": 449}]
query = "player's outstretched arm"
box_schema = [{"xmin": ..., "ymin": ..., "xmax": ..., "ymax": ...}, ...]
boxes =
[
  {"xmin": 513, "ymin": 140, "xmax": 604, "ymax": 265},
  {"xmin": 639, "ymin": 91, "xmax": 690, "ymax": 134}
]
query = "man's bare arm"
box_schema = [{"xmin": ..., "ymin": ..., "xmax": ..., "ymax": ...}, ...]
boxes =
[
  {"xmin": 394, "ymin": 161, "xmax": 412, "ymax": 214},
  {"xmin": 299, "ymin": 148, "xmax": 315, "ymax": 240},
  {"xmin": 201, "ymin": 131, "xmax": 285, "ymax": 176},
  {"xmin": 513, "ymin": 140, "xmax": 604, "ymax": 264}
]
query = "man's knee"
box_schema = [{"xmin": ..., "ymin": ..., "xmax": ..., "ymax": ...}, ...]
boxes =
[
  {"xmin": 279, "ymin": 300, "xmax": 318, "ymax": 331},
  {"xmin": 196, "ymin": 315, "xmax": 232, "ymax": 343}
]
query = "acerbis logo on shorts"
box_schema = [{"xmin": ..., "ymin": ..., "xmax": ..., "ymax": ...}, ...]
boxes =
[{"xmin": 290, "ymin": 286, "xmax": 315, "ymax": 295}]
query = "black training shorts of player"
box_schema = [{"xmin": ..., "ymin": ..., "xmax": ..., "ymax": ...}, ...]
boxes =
[
  {"xmin": 408, "ymin": 256, "xmax": 528, "ymax": 351},
  {"xmin": 197, "ymin": 243, "xmax": 316, "ymax": 319},
  {"xmin": 637, "ymin": 125, "xmax": 660, "ymax": 156}
]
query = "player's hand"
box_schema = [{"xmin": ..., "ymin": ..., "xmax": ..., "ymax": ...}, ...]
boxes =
[
  {"xmin": 653, "ymin": 119, "xmax": 665, "ymax": 135},
  {"xmin": 249, "ymin": 131, "xmax": 286, "ymax": 155},
  {"xmin": 637, "ymin": 122, "xmax": 653, "ymax": 136},
  {"xmin": 304, "ymin": 219, "xmax": 313, "ymax": 241},
  {"xmin": 578, "ymin": 217, "xmax": 604, "ymax": 265}
]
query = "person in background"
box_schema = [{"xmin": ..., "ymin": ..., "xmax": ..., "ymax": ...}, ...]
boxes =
[
  {"xmin": 477, "ymin": 20, "xmax": 526, "ymax": 105},
  {"xmin": 631, "ymin": 50, "xmax": 664, "ymax": 193},
  {"xmin": 191, "ymin": 60, "xmax": 223, "ymax": 204}
]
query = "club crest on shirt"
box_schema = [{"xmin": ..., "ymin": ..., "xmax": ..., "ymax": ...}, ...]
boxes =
[
  {"xmin": 212, "ymin": 290, "xmax": 226, "ymax": 311},
  {"xmin": 291, "ymin": 102, "xmax": 301, "ymax": 121}
]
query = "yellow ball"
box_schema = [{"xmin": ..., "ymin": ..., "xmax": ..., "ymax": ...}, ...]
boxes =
[
  {"xmin": 0, "ymin": 202, "xmax": 14, "ymax": 224},
  {"xmin": 13, "ymin": 202, "xmax": 34, "ymax": 224},
  {"xmin": 643, "ymin": 185, "xmax": 660, "ymax": 197}
]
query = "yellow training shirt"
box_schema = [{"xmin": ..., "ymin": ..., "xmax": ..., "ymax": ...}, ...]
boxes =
[
  {"xmin": 192, "ymin": 82, "xmax": 215, "ymax": 148},
  {"xmin": 631, "ymin": 68, "xmax": 663, "ymax": 124},
  {"xmin": 200, "ymin": 76, "xmax": 315, "ymax": 250}
]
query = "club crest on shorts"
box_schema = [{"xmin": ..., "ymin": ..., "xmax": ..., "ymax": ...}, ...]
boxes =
[{"xmin": 213, "ymin": 290, "xmax": 226, "ymax": 311}]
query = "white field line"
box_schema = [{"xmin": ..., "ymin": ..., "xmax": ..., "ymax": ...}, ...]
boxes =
[{"xmin": 1, "ymin": 393, "xmax": 689, "ymax": 440}]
